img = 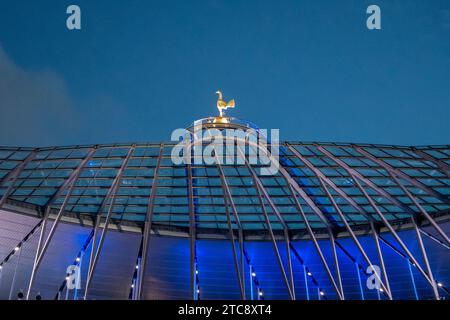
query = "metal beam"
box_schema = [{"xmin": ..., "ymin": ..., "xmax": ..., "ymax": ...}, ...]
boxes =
[
  {"xmin": 388, "ymin": 172, "xmax": 450, "ymax": 247},
  {"xmin": 286, "ymin": 143, "xmax": 371, "ymax": 219},
  {"xmin": 187, "ymin": 162, "xmax": 196, "ymax": 300},
  {"xmin": 411, "ymin": 148, "xmax": 450, "ymax": 177},
  {"xmin": 86, "ymin": 214, "xmax": 101, "ymax": 298},
  {"xmin": 295, "ymin": 144, "xmax": 392, "ymax": 298},
  {"xmin": 137, "ymin": 144, "xmax": 164, "ymax": 300},
  {"xmin": 349, "ymin": 174, "xmax": 436, "ymax": 288},
  {"xmin": 316, "ymin": 176, "xmax": 392, "ymax": 299},
  {"xmin": 412, "ymin": 218, "xmax": 440, "ymax": 300},
  {"xmin": 83, "ymin": 146, "xmax": 135, "ymax": 299},
  {"xmin": 286, "ymin": 183, "xmax": 344, "ymax": 300},
  {"xmin": 370, "ymin": 221, "xmax": 392, "ymax": 299},
  {"xmin": 26, "ymin": 214, "xmax": 48, "ymax": 300},
  {"xmin": 318, "ymin": 144, "xmax": 439, "ymax": 296},
  {"xmin": 186, "ymin": 137, "xmax": 333, "ymax": 228},
  {"xmin": 0, "ymin": 151, "xmax": 37, "ymax": 207},
  {"xmin": 26, "ymin": 148, "xmax": 96, "ymax": 299},
  {"xmin": 216, "ymin": 153, "xmax": 246, "ymax": 299},
  {"xmin": 0, "ymin": 219, "xmax": 42, "ymax": 267},
  {"xmin": 419, "ymin": 229, "xmax": 450, "ymax": 251},
  {"xmin": 237, "ymin": 146, "xmax": 295, "ymax": 300},
  {"xmin": 223, "ymin": 190, "xmax": 245, "ymax": 299},
  {"xmin": 354, "ymin": 146, "xmax": 450, "ymax": 205},
  {"xmin": 317, "ymin": 145, "xmax": 419, "ymax": 217},
  {"xmin": 328, "ymin": 229, "xmax": 344, "ymax": 300},
  {"xmin": 284, "ymin": 229, "xmax": 295, "ymax": 299}
]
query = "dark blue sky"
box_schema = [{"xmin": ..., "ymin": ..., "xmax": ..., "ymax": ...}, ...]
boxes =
[{"xmin": 0, "ymin": 0, "xmax": 449, "ymax": 147}]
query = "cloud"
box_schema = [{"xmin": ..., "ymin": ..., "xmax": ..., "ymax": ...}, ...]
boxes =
[
  {"xmin": 0, "ymin": 46, "xmax": 78, "ymax": 147},
  {"xmin": 0, "ymin": 46, "xmax": 136, "ymax": 147}
]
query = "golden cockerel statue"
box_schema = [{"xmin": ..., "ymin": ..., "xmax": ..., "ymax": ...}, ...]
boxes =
[{"xmin": 216, "ymin": 90, "xmax": 235, "ymax": 117}]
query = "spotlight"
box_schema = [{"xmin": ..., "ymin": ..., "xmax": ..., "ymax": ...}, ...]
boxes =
[
  {"xmin": 195, "ymin": 270, "xmax": 198, "ymax": 275},
  {"xmin": 438, "ymin": 282, "xmax": 443, "ymax": 287},
  {"xmin": 251, "ymin": 272, "xmax": 256, "ymax": 277},
  {"xmin": 379, "ymin": 288, "xmax": 384, "ymax": 292},
  {"xmin": 75, "ymin": 257, "xmax": 81, "ymax": 262},
  {"xmin": 14, "ymin": 247, "xmax": 19, "ymax": 252},
  {"xmin": 259, "ymin": 291, "xmax": 263, "ymax": 296},
  {"xmin": 135, "ymin": 265, "xmax": 139, "ymax": 270},
  {"xmin": 307, "ymin": 272, "xmax": 312, "ymax": 276},
  {"xmin": 0, "ymin": 265, "xmax": 3, "ymax": 270},
  {"xmin": 65, "ymin": 276, "xmax": 70, "ymax": 281},
  {"xmin": 197, "ymin": 289, "xmax": 200, "ymax": 294},
  {"xmin": 320, "ymin": 291, "xmax": 325, "ymax": 296},
  {"xmin": 131, "ymin": 284, "xmax": 134, "ymax": 288}
]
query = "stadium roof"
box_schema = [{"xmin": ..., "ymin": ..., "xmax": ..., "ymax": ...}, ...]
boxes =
[{"xmin": 1, "ymin": 123, "xmax": 449, "ymax": 240}]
